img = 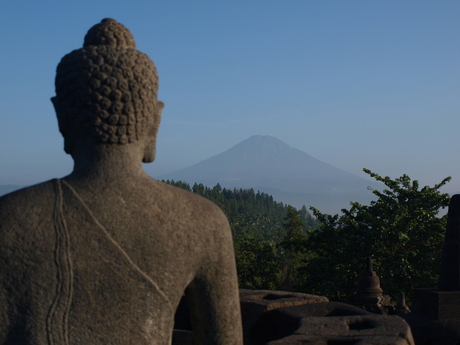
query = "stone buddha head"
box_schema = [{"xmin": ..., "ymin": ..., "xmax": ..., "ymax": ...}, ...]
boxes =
[{"xmin": 51, "ymin": 18, "xmax": 163, "ymax": 162}]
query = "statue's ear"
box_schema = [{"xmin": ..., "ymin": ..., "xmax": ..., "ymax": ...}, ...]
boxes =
[
  {"xmin": 51, "ymin": 96, "xmax": 73, "ymax": 155},
  {"xmin": 51, "ymin": 96, "xmax": 58, "ymax": 112},
  {"xmin": 51, "ymin": 96, "xmax": 58, "ymax": 110},
  {"xmin": 51, "ymin": 97, "xmax": 64, "ymax": 132},
  {"xmin": 154, "ymin": 101, "xmax": 164, "ymax": 129},
  {"xmin": 142, "ymin": 100, "xmax": 164, "ymax": 163}
]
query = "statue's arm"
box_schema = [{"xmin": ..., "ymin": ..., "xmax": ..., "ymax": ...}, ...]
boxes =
[{"xmin": 185, "ymin": 212, "xmax": 243, "ymax": 345}]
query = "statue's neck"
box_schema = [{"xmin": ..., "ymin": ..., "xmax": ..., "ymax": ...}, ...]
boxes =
[{"xmin": 66, "ymin": 143, "xmax": 148, "ymax": 185}]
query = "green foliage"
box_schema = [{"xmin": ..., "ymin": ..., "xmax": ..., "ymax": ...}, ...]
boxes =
[
  {"xmin": 300, "ymin": 205, "xmax": 318, "ymax": 231},
  {"xmin": 234, "ymin": 236, "xmax": 283, "ymax": 290},
  {"xmin": 283, "ymin": 205, "xmax": 307, "ymax": 241},
  {"xmin": 163, "ymin": 172, "xmax": 450, "ymax": 301},
  {"xmin": 279, "ymin": 206, "xmax": 309, "ymax": 291},
  {"xmin": 303, "ymin": 169, "xmax": 451, "ymax": 300}
]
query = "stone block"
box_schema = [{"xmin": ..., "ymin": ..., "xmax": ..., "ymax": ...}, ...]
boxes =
[
  {"xmin": 412, "ymin": 288, "xmax": 460, "ymax": 320},
  {"xmin": 403, "ymin": 313, "xmax": 460, "ymax": 344},
  {"xmin": 239, "ymin": 289, "xmax": 328, "ymax": 345},
  {"xmin": 240, "ymin": 289, "xmax": 329, "ymax": 312},
  {"xmin": 248, "ymin": 302, "xmax": 370, "ymax": 345},
  {"xmin": 267, "ymin": 315, "xmax": 415, "ymax": 345}
]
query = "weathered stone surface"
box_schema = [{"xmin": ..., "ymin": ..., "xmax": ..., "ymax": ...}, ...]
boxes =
[
  {"xmin": 0, "ymin": 19, "xmax": 242, "ymax": 344},
  {"xmin": 240, "ymin": 289, "xmax": 328, "ymax": 311},
  {"xmin": 406, "ymin": 288, "xmax": 460, "ymax": 343},
  {"xmin": 247, "ymin": 302, "xmax": 371, "ymax": 345},
  {"xmin": 267, "ymin": 315, "xmax": 415, "ymax": 345},
  {"xmin": 404, "ymin": 313, "xmax": 460, "ymax": 345},
  {"xmin": 412, "ymin": 288, "xmax": 460, "ymax": 320},
  {"xmin": 273, "ymin": 301, "xmax": 373, "ymax": 319},
  {"xmin": 239, "ymin": 289, "xmax": 328, "ymax": 345}
]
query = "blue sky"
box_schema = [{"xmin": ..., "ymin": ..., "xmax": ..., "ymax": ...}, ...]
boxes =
[{"xmin": 1, "ymin": 1, "xmax": 459, "ymax": 195}]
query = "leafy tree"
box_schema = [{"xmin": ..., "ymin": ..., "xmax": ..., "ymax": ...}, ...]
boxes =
[
  {"xmin": 302, "ymin": 169, "xmax": 451, "ymax": 301},
  {"xmin": 279, "ymin": 206, "xmax": 309, "ymax": 291},
  {"xmin": 284, "ymin": 206, "xmax": 307, "ymax": 241},
  {"xmin": 300, "ymin": 205, "xmax": 318, "ymax": 231},
  {"xmin": 234, "ymin": 236, "xmax": 283, "ymax": 290}
]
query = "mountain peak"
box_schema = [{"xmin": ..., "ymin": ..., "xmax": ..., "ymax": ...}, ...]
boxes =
[
  {"xmin": 220, "ymin": 135, "xmax": 304, "ymax": 162},
  {"xmin": 246, "ymin": 134, "xmax": 285, "ymax": 142},
  {"xmin": 239, "ymin": 135, "xmax": 291, "ymax": 148},
  {"xmin": 157, "ymin": 136, "xmax": 378, "ymax": 213}
]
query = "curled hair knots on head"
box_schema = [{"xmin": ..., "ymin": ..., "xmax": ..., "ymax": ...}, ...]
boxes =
[{"xmin": 54, "ymin": 19, "xmax": 159, "ymax": 145}]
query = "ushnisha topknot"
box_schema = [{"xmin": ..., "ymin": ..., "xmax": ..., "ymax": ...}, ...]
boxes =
[
  {"xmin": 84, "ymin": 18, "xmax": 136, "ymax": 49},
  {"xmin": 53, "ymin": 18, "xmax": 159, "ymax": 146}
]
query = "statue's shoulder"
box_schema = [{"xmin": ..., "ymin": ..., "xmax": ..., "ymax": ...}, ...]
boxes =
[
  {"xmin": 0, "ymin": 180, "xmax": 56, "ymax": 224},
  {"xmin": 152, "ymin": 180, "xmax": 229, "ymax": 225}
]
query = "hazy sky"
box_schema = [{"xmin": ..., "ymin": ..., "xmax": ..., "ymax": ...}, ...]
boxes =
[{"xmin": 1, "ymin": 1, "xmax": 459, "ymax": 195}]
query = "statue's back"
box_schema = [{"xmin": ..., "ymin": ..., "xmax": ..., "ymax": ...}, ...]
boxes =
[{"xmin": 0, "ymin": 178, "xmax": 238, "ymax": 344}]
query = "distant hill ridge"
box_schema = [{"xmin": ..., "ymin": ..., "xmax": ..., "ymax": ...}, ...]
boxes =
[
  {"xmin": 158, "ymin": 135, "xmax": 380, "ymax": 213},
  {"xmin": 1, "ymin": 136, "xmax": 380, "ymax": 214}
]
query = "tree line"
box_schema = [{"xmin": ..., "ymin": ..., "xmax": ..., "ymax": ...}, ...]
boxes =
[{"xmin": 163, "ymin": 169, "xmax": 451, "ymax": 302}]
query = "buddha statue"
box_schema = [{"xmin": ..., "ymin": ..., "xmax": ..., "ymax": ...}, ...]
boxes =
[{"xmin": 0, "ymin": 19, "xmax": 242, "ymax": 345}]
